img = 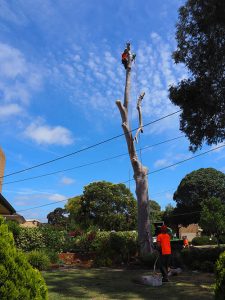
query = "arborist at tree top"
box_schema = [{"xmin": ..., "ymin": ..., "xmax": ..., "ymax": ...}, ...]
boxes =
[
  {"xmin": 157, "ymin": 225, "xmax": 172, "ymax": 282},
  {"xmin": 121, "ymin": 44, "xmax": 136, "ymax": 70},
  {"xmin": 121, "ymin": 48, "xmax": 129, "ymax": 69}
]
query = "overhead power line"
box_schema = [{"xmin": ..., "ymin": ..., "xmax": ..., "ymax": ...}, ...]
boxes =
[
  {"xmin": 17, "ymin": 199, "xmax": 201, "ymax": 218},
  {"xmin": 17, "ymin": 199, "xmax": 68, "ymax": 213},
  {"xmin": 151, "ymin": 188, "xmax": 176, "ymax": 197},
  {"xmin": 123, "ymin": 143, "xmax": 225, "ymax": 183},
  {"xmin": 3, "ymin": 136, "xmax": 184, "ymax": 186},
  {"xmin": 1, "ymin": 110, "xmax": 181, "ymax": 180},
  {"xmin": 16, "ymin": 143, "xmax": 225, "ymax": 213}
]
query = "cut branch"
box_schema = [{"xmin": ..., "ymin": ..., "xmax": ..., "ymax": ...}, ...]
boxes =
[{"xmin": 134, "ymin": 92, "xmax": 145, "ymax": 143}]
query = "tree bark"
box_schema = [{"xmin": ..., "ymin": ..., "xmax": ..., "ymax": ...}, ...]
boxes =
[{"xmin": 116, "ymin": 44, "xmax": 153, "ymax": 255}]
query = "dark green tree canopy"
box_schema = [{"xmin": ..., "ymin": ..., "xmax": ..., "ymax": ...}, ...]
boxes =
[
  {"xmin": 169, "ymin": 0, "xmax": 225, "ymax": 151},
  {"xmin": 66, "ymin": 181, "xmax": 137, "ymax": 231},
  {"xmin": 200, "ymin": 197, "xmax": 225, "ymax": 243},
  {"xmin": 47, "ymin": 207, "xmax": 68, "ymax": 227},
  {"xmin": 173, "ymin": 168, "xmax": 225, "ymax": 225},
  {"xmin": 149, "ymin": 200, "xmax": 162, "ymax": 223},
  {"xmin": 162, "ymin": 204, "xmax": 176, "ymax": 228}
]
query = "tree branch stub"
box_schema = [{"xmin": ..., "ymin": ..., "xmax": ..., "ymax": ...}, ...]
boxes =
[{"xmin": 134, "ymin": 92, "xmax": 145, "ymax": 143}]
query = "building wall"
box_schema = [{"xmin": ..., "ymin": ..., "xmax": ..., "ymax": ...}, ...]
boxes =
[
  {"xmin": 20, "ymin": 220, "xmax": 41, "ymax": 228},
  {"xmin": 0, "ymin": 148, "xmax": 6, "ymax": 193},
  {"xmin": 179, "ymin": 224, "xmax": 202, "ymax": 241}
]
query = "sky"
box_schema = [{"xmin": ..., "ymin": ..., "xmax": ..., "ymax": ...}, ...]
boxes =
[{"xmin": 0, "ymin": 0, "xmax": 224, "ymax": 222}]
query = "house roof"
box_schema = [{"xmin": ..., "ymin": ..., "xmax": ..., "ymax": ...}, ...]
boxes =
[{"xmin": 0, "ymin": 193, "xmax": 16, "ymax": 214}]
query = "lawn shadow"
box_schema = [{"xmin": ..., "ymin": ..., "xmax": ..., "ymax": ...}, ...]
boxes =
[{"xmin": 43, "ymin": 268, "xmax": 215, "ymax": 300}]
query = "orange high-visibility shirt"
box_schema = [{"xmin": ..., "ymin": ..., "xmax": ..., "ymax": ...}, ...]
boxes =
[
  {"xmin": 157, "ymin": 233, "xmax": 171, "ymax": 255},
  {"xmin": 184, "ymin": 239, "xmax": 189, "ymax": 247},
  {"xmin": 122, "ymin": 53, "xmax": 128, "ymax": 60}
]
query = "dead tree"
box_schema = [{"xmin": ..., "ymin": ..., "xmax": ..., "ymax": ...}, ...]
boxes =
[{"xmin": 116, "ymin": 43, "xmax": 153, "ymax": 255}]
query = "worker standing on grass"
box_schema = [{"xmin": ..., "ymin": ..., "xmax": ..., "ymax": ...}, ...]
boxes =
[
  {"xmin": 157, "ymin": 225, "xmax": 171, "ymax": 282},
  {"xmin": 183, "ymin": 236, "xmax": 189, "ymax": 248}
]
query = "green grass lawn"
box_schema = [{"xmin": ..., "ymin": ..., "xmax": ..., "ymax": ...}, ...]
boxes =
[{"xmin": 43, "ymin": 267, "xmax": 215, "ymax": 300}]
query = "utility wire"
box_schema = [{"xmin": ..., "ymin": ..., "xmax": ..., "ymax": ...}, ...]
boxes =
[
  {"xmin": 16, "ymin": 143, "xmax": 225, "ymax": 213},
  {"xmin": 123, "ymin": 143, "xmax": 225, "ymax": 184},
  {"xmin": 151, "ymin": 188, "xmax": 176, "ymax": 197},
  {"xmin": 3, "ymin": 136, "xmax": 184, "ymax": 186},
  {"xmin": 1, "ymin": 110, "xmax": 181, "ymax": 180},
  {"xmin": 17, "ymin": 199, "xmax": 68, "ymax": 213},
  {"xmin": 17, "ymin": 199, "xmax": 201, "ymax": 218}
]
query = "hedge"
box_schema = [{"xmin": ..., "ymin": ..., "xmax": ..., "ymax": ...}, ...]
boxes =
[
  {"xmin": 192, "ymin": 236, "xmax": 217, "ymax": 246},
  {"xmin": 181, "ymin": 247, "xmax": 225, "ymax": 272},
  {"xmin": 68, "ymin": 230, "xmax": 138, "ymax": 266},
  {"xmin": 13, "ymin": 225, "xmax": 139, "ymax": 267}
]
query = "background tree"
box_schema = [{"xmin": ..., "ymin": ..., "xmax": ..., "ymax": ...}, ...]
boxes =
[
  {"xmin": 65, "ymin": 196, "xmax": 82, "ymax": 229},
  {"xmin": 66, "ymin": 181, "xmax": 137, "ymax": 231},
  {"xmin": 116, "ymin": 43, "xmax": 153, "ymax": 254},
  {"xmin": 169, "ymin": 0, "xmax": 225, "ymax": 151},
  {"xmin": 162, "ymin": 204, "xmax": 176, "ymax": 228},
  {"xmin": 149, "ymin": 200, "xmax": 162, "ymax": 223},
  {"xmin": 47, "ymin": 207, "xmax": 68, "ymax": 228},
  {"xmin": 199, "ymin": 197, "xmax": 225, "ymax": 244},
  {"xmin": 173, "ymin": 168, "xmax": 225, "ymax": 225}
]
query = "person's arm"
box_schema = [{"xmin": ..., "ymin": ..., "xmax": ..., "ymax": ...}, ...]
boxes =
[{"xmin": 156, "ymin": 235, "xmax": 161, "ymax": 251}]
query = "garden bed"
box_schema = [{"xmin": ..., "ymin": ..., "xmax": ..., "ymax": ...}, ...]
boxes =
[{"xmin": 58, "ymin": 252, "xmax": 95, "ymax": 268}]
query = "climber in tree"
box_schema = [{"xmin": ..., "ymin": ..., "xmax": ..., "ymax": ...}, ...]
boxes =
[
  {"xmin": 121, "ymin": 43, "xmax": 136, "ymax": 70},
  {"xmin": 121, "ymin": 48, "xmax": 129, "ymax": 69}
]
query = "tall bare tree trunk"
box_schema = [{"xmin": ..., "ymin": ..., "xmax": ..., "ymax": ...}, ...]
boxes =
[{"xmin": 116, "ymin": 43, "xmax": 153, "ymax": 255}]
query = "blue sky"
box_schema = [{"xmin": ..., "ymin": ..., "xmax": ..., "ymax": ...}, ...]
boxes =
[{"xmin": 0, "ymin": 0, "xmax": 224, "ymax": 222}]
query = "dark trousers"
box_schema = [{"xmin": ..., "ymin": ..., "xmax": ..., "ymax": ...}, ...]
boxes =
[
  {"xmin": 159, "ymin": 254, "xmax": 171, "ymax": 279},
  {"xmin": 121, "ymin": 59, "xmax": 128, "ymax": 69}
]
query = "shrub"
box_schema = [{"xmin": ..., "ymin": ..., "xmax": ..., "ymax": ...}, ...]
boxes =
[
  {"xmin": 215, "ymin": 251, "xmax": 225, "ymax": 300},
  {"xmin": 181, "ymin": 247, "xmax": 224, "ymax": 271},
  {"xmin": 39, "ymin": 225, "xmax": 66, "ymax": 252},
  {"xmin": 43, "ymin": 249, "xmax": 59, "ymax": 264},
  {"xmin": 109, "ymin": 231, "xmax": 138, "ymax": 263},
  {"xmin": 90, "ymin": 231, "xmax": 111, "ymax": 256},
  {"xmin": 5, "ymin": 220, "xmax": 21, "ymax": 238},
  {"xmin": 192, "ymin": 236, "xmax": 217, "ymax": 246},
  {"xmin": 93, "ymin": 257, "xmax": 113, "ymax": 267},
  {"xmin": 15, "ymin": 227, "xmax": 45, "ymax": 252},
  {"xmin": 0, "ymin": 216, "xmax": 48, "ymax": 299},
  {"xmin": 26, "ymin": 250, "xmax": 50, "ymax": 271}
]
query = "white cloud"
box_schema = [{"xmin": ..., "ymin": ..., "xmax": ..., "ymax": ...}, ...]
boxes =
[
  {"xmin": 0, "ymin": 103, "xmax": 22, "ymax": 118},
  {"xmin": 48, "ymin": 193, "xmax": 67, "ymax": 201},
  {"xmin": 14, "ymin": 191, "xmax": 67, "ymax": 205},
  {"xmin": 60, "ymin": 176, "xmax": 75, "ymax": 185},
  {"xmin": 24, "ymin": 120, "xmax": 74, "ymax": 146},
  {"xmin": 47, "ymin": 33, "xmax": 187, "ymax": 133},
  {"xmin": 154, "ymin": 152, "xmax": 190, "ymax": 169},
  {"xmin": 154, "ymin": 158, "xmax": 169, "ymax": 168},
  {"xmin": 0, "ymin": 43, "xmax": 43, "ymax": 106}
]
